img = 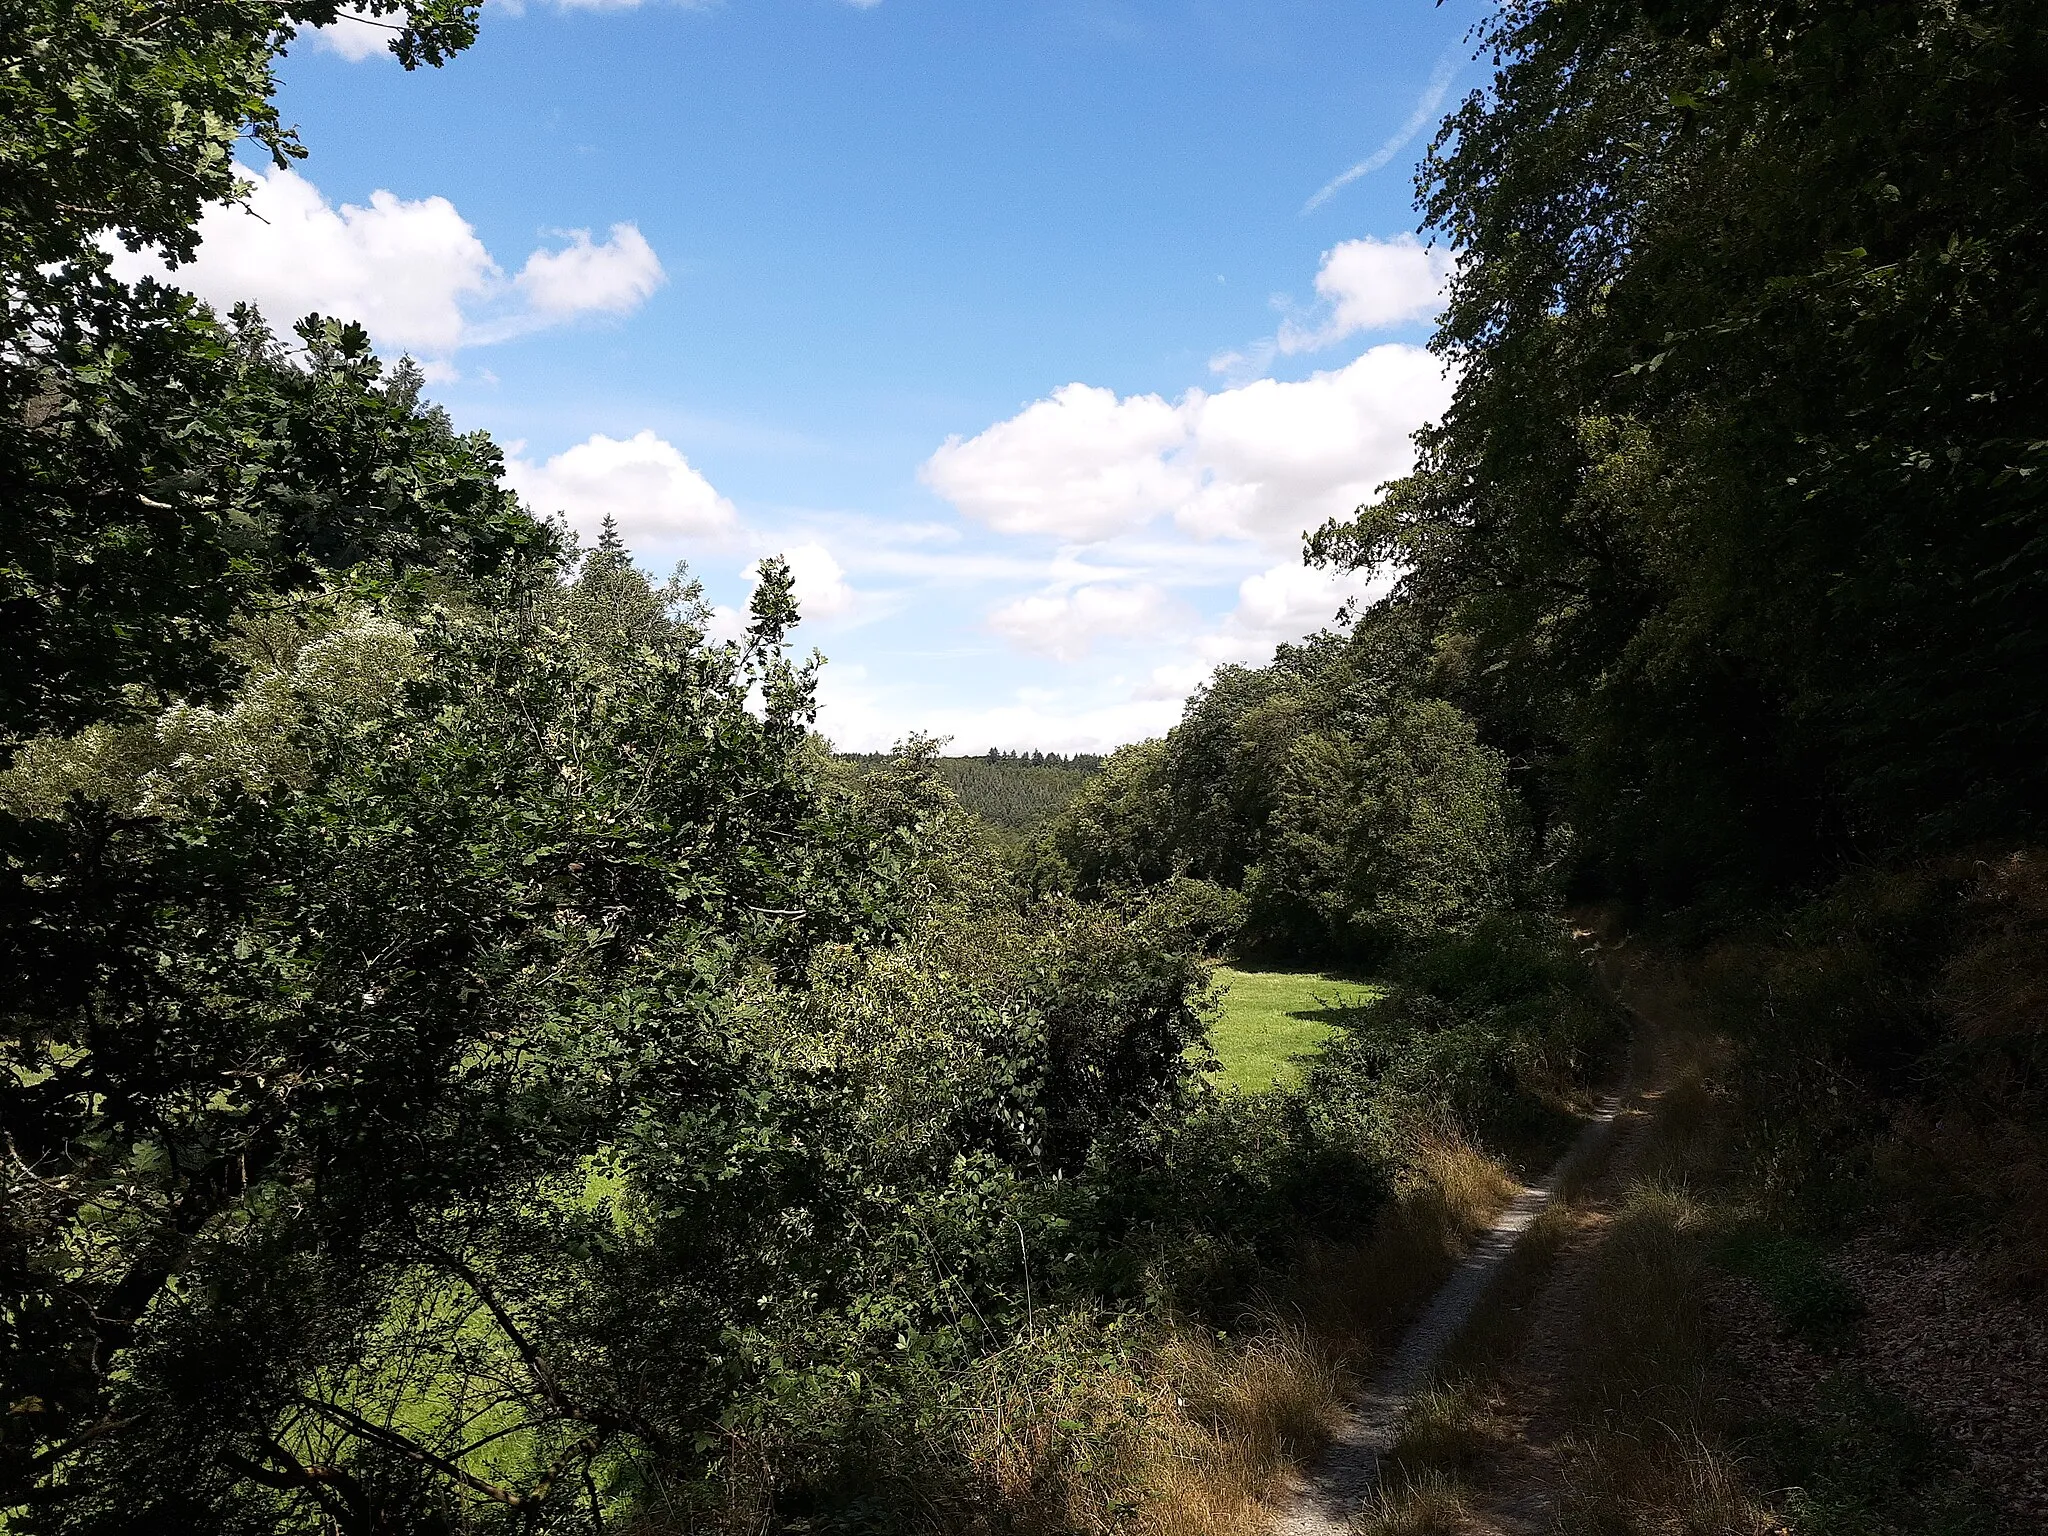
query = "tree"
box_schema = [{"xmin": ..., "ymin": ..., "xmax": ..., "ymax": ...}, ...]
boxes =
[
  {"xmin": 1312, "ymin": 0, "xmax": 2048, "ymax": 899},
  {"xmin": 1, "ymin": 309, "xmax": 544, "ymax": 750},
  {"xmin": 1, "ymin": 0, "xmax": 497, "ymax": 753},
  {"xmin": 2, "ymin": 0, "xmax": 479, "ymax": 275},
  {"xmin": 1246, "ymin": 701, "xmax": 1528, "ymax": 958},
  {"xmin": 4, "ymin": 550, "xmax": 813, "ymax": 1529},
  {"xmin": 0, "ymin": 540, "xmax": 1226, "ymax": 1531}
]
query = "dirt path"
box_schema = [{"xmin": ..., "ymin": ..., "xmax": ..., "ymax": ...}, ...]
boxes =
[
  {"xmin": 1453, "ymin": 1079, "xmax": 1668, "ymax": 1534},
  {"xmin": 1271, "ymin": 1092, "xmax": 1634, "ymax": 1536}
]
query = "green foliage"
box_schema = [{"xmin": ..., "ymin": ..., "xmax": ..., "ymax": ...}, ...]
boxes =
[
  {"xmin": 0, "ymin": 536, "xmax": 1239, "ymax": 1528},
  {"xmin": 1050, "ymin": 737, "xmax": 1179, "ymax": 891},
  {"xmin": 0, "ymin": 595, "xmax": 423, "ymax": 818},
  {"xmin": 1722, "ymin": 1232, "xmax": 1865, "ymax": 1354},
  {"xmin": 1311, "ymin": 0, "xmax": 2048, "ymax": 899},
  {"xmin": 1, "ymin": 0, "xmax": 512, "ymax": 753},
  {"xmin": 1, "ymin": 299, "xmax": 542, "ymax": 749},
  {"xmin": 1309, "ymin": 915, "xmax": 1622, "ymax": 1162},
  {"xmin": 1761, "ymin": 1378, "xmax": 1996, "ymax": 1536},
  {"xmin": 1047, "ymin": 634, "xmax": 1535, "ymax": 965},
  {"xmin": 1129, "ymin": 876, "xmax": 1246, "ymax": 958},
  {"xmin": 1245, "ymin": 700, "xmax": 1530, "ymax": 961},
  {"xmin": 0, "ymin": 0, "xmax": 478, "ymax": 274},
  {"xmin": 3, "ymin": 551, "xmax": 819, "ymax": 1526},
  {"xmin": 923, "ymin": 754, "xmax": 1098, "ymax": 833}
]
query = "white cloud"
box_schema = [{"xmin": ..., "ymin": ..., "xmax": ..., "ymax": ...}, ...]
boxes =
[
  {"xmin": 704, "ymin": 604, "xmax": 749, "ymax": 646},
  {"xmin": 922, "ymin": 345, "xmax": 1450, "ymax": 547},
  {"xmin": 1134, "ymin": 561, "xmax": 1392, "ymax": 700},
  {"xmin": 813, "ymin": 668, "xmax": 1184, "ymax": 756},
  {"xmin": 109, "ymin": 166, "xmax": 493, "ymax": 354},
  {"xmin": 1175, "ymin": 346, "xmax": 1448, "ymax": 540},
  {"xmin": 506, "ymin": 430, "xmax": 737, "ymax": 546},
  {"xmin": 769, "ymin": 541, "xmax": 858, "ymax": 623},
  {"xmin": 923, "ymin": 384, "xmax": 1187, "ymax": 542},
  {"xmin": 1278, "ymin": 235, "xmax": 1453, "ymax": 353},
  {"xmin": 716, "ymin": 543, "xmax": 862, "ymax": 635},
  {"xmin": 310, "ymin": 7, "xmax": 400, "ymax": 61},
  {"xmin": 106, "ymin": 166, "xmax": 663, "ymax": 362},
  {"xmin": 514, "ymin": 224, "xmax": 665, "ymax": 317},
  {"xmin": 1220, "ymin": 560, "xmax": 1390, "ymax": 649},
  {"xmin": 988, "ymin": 583, "xmax": 1180, "ymax": 662}
]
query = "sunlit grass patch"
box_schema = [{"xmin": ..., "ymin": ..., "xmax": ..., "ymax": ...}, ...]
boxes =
[{"xmin": 1207, "ymin": 965, "xmax": 1379, "ymax": 1091}]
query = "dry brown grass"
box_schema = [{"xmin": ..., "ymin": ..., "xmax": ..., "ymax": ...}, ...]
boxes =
[
  {"xmin": 1352, "ymin": 1471, "xmax": 1478, "ymax": 1536},
  {"xmin": 1536, "ymin": 1058, "xmax": 1774, "ymax": 1536},
  {"xmin": 669, "ymin": 1135, "xmax": 1521, "ymax": 1536},
  {"xmin": 1286, "ymin": 1138, "xmax": 1522, "ymax": 1365},
  {"xmin": 1942, "ymin": 850, "xmax": 2048, "ymax": 1044},
  {"xmin": 905, "ymin": 1133, "xmax": 1522, "ymax": 1536},
  {"xmin": 1134, "ymin": 1326, "xmax": 1345, "ymax": 1536},
  {"xmin": 1130, "ymin": 1135, "xmax": 1517, "ymax": 1536},
  {"xmin": 1549, "ymin": 1425, "xmax": 1773, "ymax": 1536},
  {"xmin": 1385, "ymin": 1379, "xmax": 1509, "ymax": 1480}
]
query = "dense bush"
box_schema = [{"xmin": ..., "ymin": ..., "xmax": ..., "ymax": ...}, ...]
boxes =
[
  {"xmin": 0, "ymin": 538, "xmax": 1231, "ymax": 1531},
  {"xmin": 1308, "ymin": 915, "xmax": 1622, "ymax": 1165},
  {"xmin": 1244, "ymin": 701, "xmax": 1531, "ymax": 961},
  {"xmin": 1700, "ymin": 853, "xmax": 2048, "ymax": 1283}
]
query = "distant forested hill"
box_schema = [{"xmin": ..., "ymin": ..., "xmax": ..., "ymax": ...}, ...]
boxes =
[{"xmin": 839, "ymin": 752, "xmax": 1102, "ymax": 834}]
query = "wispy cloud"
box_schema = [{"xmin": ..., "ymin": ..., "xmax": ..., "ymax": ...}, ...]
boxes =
[{"xmin": 1303, "ymin": 44, "xmax": 1463, "ymax": 214}]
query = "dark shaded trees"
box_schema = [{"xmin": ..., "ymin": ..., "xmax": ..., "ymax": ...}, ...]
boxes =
[{"xmin": 1313, "ymin": 0, "xmax": 2048, "ymax": 901}]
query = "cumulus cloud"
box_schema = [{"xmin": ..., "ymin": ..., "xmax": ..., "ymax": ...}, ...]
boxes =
[
  {"xmin": 988, "ymin": 583, "xmax": 1179, "ymax": 662},
  {"xmin": 506, "ymin": 430, "xmax": 737, "ymax": 546},
  {"xmin": 106, "ymin": 166, "xmax": 663, "ymax": 362},
  {"xmin": 1134, "ymin": 561, "xmax": 1393, "ymax": 700},
  {"xmin": 710, "ymin": 544, "xmax": 861, "ymax": 637},
  {"xmin": 514, "ymin": 224, "xmax": 665, "ymax": 318},
  {"xmin": 922, "ymin": 344, "xmax": 1450, "ymax": 547},
  {"xmin": 108, "ymin": 166, "xmax": 492, "ymax": 354},
  {"xmin": 769, "ymin": 541, "xmax": 858, "ymax": 623},
  {"xmin": 1277, "ymin": 235, "xmax": 1453, "ymax": 353},
  {"xmin": 923, "ymin": 384, "xmax": 1186, "ymax": 542},
  {"xmin": 1222, "ymin": 560, "xmax": 1389, "ymax": 648}
]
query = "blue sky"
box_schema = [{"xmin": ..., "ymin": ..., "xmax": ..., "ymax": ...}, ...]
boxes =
[{"xmin": 136, "ymin": 0, "xmax": 1482, "ymax": 751}]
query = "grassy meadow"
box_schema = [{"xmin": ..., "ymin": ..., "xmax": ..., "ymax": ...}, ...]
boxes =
[{"xmin": 1207, "ymin": 965, "xmax": 1379, "ymax": 1092}]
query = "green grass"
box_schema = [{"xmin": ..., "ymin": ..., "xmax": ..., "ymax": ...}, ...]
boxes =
[{"xmin": 1208, "ymin": 965, "xmax": 1380, "ymax": 1092}]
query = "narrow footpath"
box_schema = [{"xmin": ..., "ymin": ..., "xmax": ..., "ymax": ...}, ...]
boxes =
[{"xmin": 1272, "ymin": 1081, "xmax": 1653, "ymax": 1535}]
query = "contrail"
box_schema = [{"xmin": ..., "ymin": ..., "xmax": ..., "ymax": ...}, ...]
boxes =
[{"xmin": 1303, "ymin": 44, "xmax": 1463, "ymax": 214}]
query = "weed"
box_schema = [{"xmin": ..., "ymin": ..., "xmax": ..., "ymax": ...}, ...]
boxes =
[
  {"xmin": 1550, "ymin": 1423, "xmax": 1772, "ymax": 1536},
  {"xmin": 1568, "ymin": 1185, "xmax": 1719, "ymax": 1419},
  {"xmin": 1283, "ymin": 1135, "xmax": 1520, "ymax": 1365},
  {"xmin": 1721, "ymin": 1232, "xmax": 1864, "ymax": 1354},
  {"xmin": 1354, "ymin": 1470, "xmax": 1477, "ymax": 1536},
  {"xmin": 1760, "ymin": 1377, "xmax": 1998, "ymax": 1536},
  {"xmin": 1387, "ymin": 1379, "xmax": 1505, "ymax": 1477}
]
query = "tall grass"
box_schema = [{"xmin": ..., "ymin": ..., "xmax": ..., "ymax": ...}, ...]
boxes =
[{"xmin": 847, "ymin": 1135, "xmax": 1520, "ymax": 1536}]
